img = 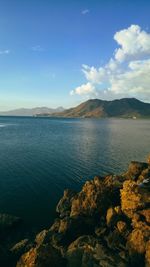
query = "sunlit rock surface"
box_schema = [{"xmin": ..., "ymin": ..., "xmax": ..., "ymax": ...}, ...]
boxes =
[{"xmin": 1, "ymin": 157, "xmax": 150, "ymax": 267}]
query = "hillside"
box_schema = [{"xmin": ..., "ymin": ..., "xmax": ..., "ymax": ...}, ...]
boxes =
[
  {"xmin": 52, "ymin": 98, "xmax": 150, "ymax": 118},
  {"xmin": 0, "ymin": 106, "xmax": 64, "ymax": 116}
]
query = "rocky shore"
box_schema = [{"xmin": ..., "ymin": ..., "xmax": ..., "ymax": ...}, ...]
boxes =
[{"xmin": 1, "ymin": 158, "xmax": 150, "ymax": 267}]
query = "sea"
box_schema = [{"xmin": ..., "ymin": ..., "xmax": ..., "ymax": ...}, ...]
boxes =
[{"xmin": 0, "ymin": 116, "xmax": 149, "ymax": 229}]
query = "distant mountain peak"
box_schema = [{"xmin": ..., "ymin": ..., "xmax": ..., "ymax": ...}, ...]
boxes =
[{"xmin": 50, "ymin": 98, "xmax": 150, "ymax": 118}]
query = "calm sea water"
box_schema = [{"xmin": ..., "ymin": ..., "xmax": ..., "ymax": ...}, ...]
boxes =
[{"xmin": 0, "ymin": 116, "xmax": 149, "ymax": 229}]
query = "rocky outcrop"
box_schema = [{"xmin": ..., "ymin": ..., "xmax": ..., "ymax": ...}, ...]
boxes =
[
  {"xmin": 0, "ymin": 213, "xmax": 22, "ymax": 234},
  {"xmin": 16, "ymin": 243, "xmax": 65, "ymax": 267},
  {"xmin": 1, "ymin": 157, "xmax": 150, "ymax": 267}
]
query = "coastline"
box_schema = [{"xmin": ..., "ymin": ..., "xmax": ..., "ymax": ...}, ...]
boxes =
[{"xmin": 0, "ymin": 158, "xmax": 150, "ymax": 267}]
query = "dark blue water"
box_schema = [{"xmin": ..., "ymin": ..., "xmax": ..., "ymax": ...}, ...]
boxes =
[{"xmin": 0, "ymin": 116, "xmax": 150, "ymax": 229}]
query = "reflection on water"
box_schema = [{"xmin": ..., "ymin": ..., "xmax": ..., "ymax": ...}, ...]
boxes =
[{"xmin": 0, "ymin": 116, "xmax": 149, "ymax": 229}]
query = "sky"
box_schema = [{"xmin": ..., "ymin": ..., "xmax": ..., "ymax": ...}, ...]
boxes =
[{"xmin": 0, "ymin": 0, "xmax": 150, "ymax": 110}]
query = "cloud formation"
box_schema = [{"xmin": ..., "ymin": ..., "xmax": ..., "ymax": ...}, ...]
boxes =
[
  {"xmin": 0, "ymin": 49, "xmax": 10, "ymax": 55},
  {"xmin": 70, "ymin": 82, "xmax": 95, "ymax": 95},
  {"xmin": 114, "ymin": 25, "xmax": 150, "ymax": 62},
  {"xmin": 81, "ymin": 9, "xmax": 89, "ymax": 15},
  {"xmin": 71, "ymin": 25, "xmax": 150, "ymax": 101}
]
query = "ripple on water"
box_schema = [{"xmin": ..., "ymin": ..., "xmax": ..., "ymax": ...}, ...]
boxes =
[{"xmin": 0, "ymin": 117, "xmax": 149, "ymax": 228}]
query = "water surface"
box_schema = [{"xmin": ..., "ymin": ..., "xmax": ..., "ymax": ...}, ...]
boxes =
[{"xmin": 0, "ymin": 116, "xmax": 149, "ymax": 228}]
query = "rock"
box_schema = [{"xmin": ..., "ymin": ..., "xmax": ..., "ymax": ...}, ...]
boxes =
[
  {"xmin": 106, "ymin": 207, "xmax": 117, "ymax": 227},
  {"xmin": 50, "ymin": 219, "xmax": 60, "ymax": 232},
  {"xmin": 126, "ymin": 161, "xmax": 148, "ymax": 180},
  {"xmin": 114, "ymin": 206, "xmax": 122, "ymax": 214},
  {"xmin": 10, "ymin": 238, "xmax": 33, "ymax": 264},
  {"xmin": 95, "ymin": 226, "xmax": 107, "ymax": 238},
  {"xmin": 52, "ymin": 216, "xmax": 95, "ymax": 247},
  {"xmin": 147, "ymin": 155, "xmax": 150, "ymax": 164},
  {"xmin": 127, "ymin": 229, "xmax": 147, "ymax": 254},
  {"xmin": 126, "ymin": 228, "xmax": 148, "ymax": 266},
  {"xmin": 70, "ymin": 176, "xmax": 120, "ymax": 218},
  {"xmin": 35, "ymin": 229, "xmax": 50, "ymax": 246},
  {"xmin": 56, "ymin": 189, "xmax": 76, "ymax": 218},
  {"xmin": 0, "ymin": 213, "xmax": 22, "ymax": 233},
  {"xmin": 66, "ymin": 235, "xmax": 126, "ymax": 267},
  {"xmin": 117, "ymin": 221, "xmax": 127, "ymax": 234},
  {"xmin": 6, "ymin": 158, "xmax": 150, "ymax": 267},
  {"xmin": 139, "ymin": 209, "xmax": 150, "ymax": 224},
  {"xmin": 145, "ymin": 240, "xmax": 150, "ymax": 267},
  {"xmin": 138, "ymin": 168, "xmax": 150, "ymax": 183},
  {"xmin": 16, "ymin": 243, "xmax": 66, "ymax": 267},
  {"xmin": 10, "ymin": 239, "xmax": 29, "ymax": 255},
  {"xmin": 120, "ymin": 180, "xmax": 145, "ymax": 218},
  {"xmin": 104, "ymin": 230, "xmax": 126, "ymax": 251}
]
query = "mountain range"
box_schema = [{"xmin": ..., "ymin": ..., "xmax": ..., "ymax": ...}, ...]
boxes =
[
  {"xmin": 0, "ymin": 106, "xmax": 64, "ymax": 116},
  {"xmin": 0, "ymin": 98, "xmax": 150, "ymax": 118},
  {"xmin": 51, "ymin": 98, "xmax": 150, "ymax": 118}
]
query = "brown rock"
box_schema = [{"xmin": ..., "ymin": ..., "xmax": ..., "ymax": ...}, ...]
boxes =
[
  {"xmin": 50, "ymin": 218, "xmax": 60, "ymax": 232},
  {"xmin": 117, "ymin": 221, "xmax": 127, "ymax": 233},
  {"xmin": 126, "ymin": 161, "xmax": 148, "ymax": 179},
  {"xmin": 147, "ymin": 155, "xmax": 150, "ymax": 165},
  {"xmin": 138, "ymin": 168, "xmax": 150, "ymax": 183},
  {"xmin": 128, "ymin": 228, "xmax": 146, "ymax": 253},
  {"xmin": 104, "ymin": 230, "xmax": 126, "ymax": 251},
  {"xmin": 145, "ymin": 240, "xmax": 150, "ymax": 267},
  {"xmin": 35, "ymin": 230, "xmax": 49, "ymax": 246},
  {"xmin": 17, "ymin": 243, "xmax": 65, "ymax": 267},
  {"xmin": 58, "ymin": 216, "xmax": 95, "ymax": 246},
  {"xmin": 56, "ymin": 189, "xmax": 76, "ymax": 218},
  {"xmin": 121, "ymin": 180, "xmax": 144, "ymax": 218},
  {"xmin": 15, "ymin": 158, "xmax": 150, "ymax": 267},
  {"xmin": 10, "ymin": 239, "xmax": 29, "ymax": 255},
  {"xmin": 106, "ymin": 207, "xmax": 117, "ymax": 227},
  {"xmin": 66, "ymin": 235, "xmax": 126, "ymax": 267},
  {"xmin": 139, "ymin": 209, "xmax": 150, "ymax": 224},
  {"xmin": 70, "ymin": 176, "xmax": 120, "ymax": 218}
]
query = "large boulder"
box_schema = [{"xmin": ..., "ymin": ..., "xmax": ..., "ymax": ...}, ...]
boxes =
[
  {"xmin": 125, "ymin": 161, "xmax": 148, "ymax": 180},
  {"xmin": 66, "ymin": 235, "xmax": 127, "ymax": 267},
  {"xmin": 16, "ymin": 243, "xmax": 66, "ymax": 267},
  {"xmin": 120, "ymin": 177, "xmax": 150, "ymax": 267},
  {"xmin": 106, "ymin": 207, "xmax": 123, "ymax": 228},
  {"xmin": 50, "ymin": 215, "xmax": 95, "ymax": 247},
  {"xmin": 56, "ymin": 189, "xmax": 76, "ymax": 218},
  {"xmin": 120, "ymin": 180, "xmax": 146, "ymax": 218},
  {"xmin": 70, "ymin": 176, "xmax": 120, "ymax": 218}
]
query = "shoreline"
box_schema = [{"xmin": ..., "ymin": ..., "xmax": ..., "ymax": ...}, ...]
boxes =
[{"xmin": 0, "ymin": 158, "xmax": 150, "ymax": 267}]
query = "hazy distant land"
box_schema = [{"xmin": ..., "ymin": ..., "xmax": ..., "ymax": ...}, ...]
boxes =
[{"xmin": 0, "ymin": 106, "xmax": 64, "ymax": 117}]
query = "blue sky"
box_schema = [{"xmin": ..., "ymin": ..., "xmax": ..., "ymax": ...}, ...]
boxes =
[{"xmin": 0, "ymin": 0, "xmax": 150, "ymax": 110}]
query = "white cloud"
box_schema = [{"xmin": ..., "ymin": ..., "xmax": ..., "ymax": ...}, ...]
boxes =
[
  {"xmin": 82, "ymin": 64, "xmax": 106, "ymax": 84},
  {"xmin": 70, "ymin": 25, "xmax": 150, "ymax": 101},
  {"xmin": 0, "ymin": 49, "xmax": 10, "ymax": 55},
  {"xmin": 109, "ymin": 59, "xmax": 150, "ymax": 99},
  {"xmin": 81, "ymin": 9, "xmax": 89, "ymax": 15},
  {"xmin": 114, "ymin": 25, "xmax": 150, "ymax": 62},
  {"xmin": 70, "ymin": 82, "xmax": 95, "ymax": 95},
  {"xmin": 31, "ymin": 45, "xmax": 44, "ymax": 52}
]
